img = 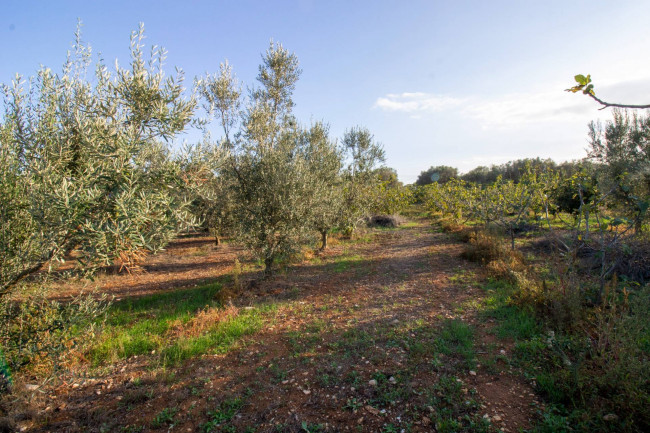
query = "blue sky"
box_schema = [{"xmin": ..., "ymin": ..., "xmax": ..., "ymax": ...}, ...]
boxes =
[{"xmin": 2, "ymin": 0, "xmax": 650, "ymax": 183}]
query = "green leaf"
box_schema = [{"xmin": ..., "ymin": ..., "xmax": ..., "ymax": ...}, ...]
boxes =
[{"xmin": 574, "ymin": 74, "xmax": 589, "ymax": 85}]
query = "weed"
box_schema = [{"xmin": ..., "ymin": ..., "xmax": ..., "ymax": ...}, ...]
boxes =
[
  {"xmin": 152, "ymin": 407, "xmax": 178, "ymax": 428},
  {"xmin": 120, "ymin": 389, "xmax": 151, "ymax": 406},
  {"xmin": 425, "ymin": 374, "xmax": 488, "ymax": 433},
  {"xmin": 301, "ymin": 421, "xmax": 325, "ymax": 432},
  {"xmin": 268, "ymin": 363, "xmax": 288, "ymax": 383},
  {"xmin": 381, "ymin": 424, "xmax": 399, "ymax": 433},
  {"xmin": 202, "ymin": 397, "xmax": 244, "ymax": 432},
  {"xmin": 121, "ymin": 426, "xmax": 144, "ymax": 433},
  {"xmin": 435, "ymin": 320, "xmax": 476, "ymax": 369},
  {"xmin": 344, "ymin": 397, "xmax": 363, "ymax": 412}
]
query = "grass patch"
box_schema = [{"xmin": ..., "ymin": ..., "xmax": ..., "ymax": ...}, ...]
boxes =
[
  {"xmin": 90, "ymin": 282, "xmax": 276, "ymax": 366},
  {"xmin": 326, "ymin": 254, "xmax": 366, "ymax": 273},
  {"xmin": 479, "ymin": 279, "xmax": 541, "ymax": 340},
  {"xmin": 435, "ymin": 319, "xmax": 476, "ymax": 369},
  {"xmin": 425, "ymin": 374, "xmax": 490, "ymax": 433},
  {"xmin": 201, "ymin": 396, "xmax": 245, "ymax": 432}
]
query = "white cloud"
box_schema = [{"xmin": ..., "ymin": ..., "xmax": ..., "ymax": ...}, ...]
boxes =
[
  {"xmin": 373, "ymin": 92, "xmax": 465, "ymax": 113},
  {"xmin": 462, "ymin": 89, "xmax": 595, "ymax": 129},
  {"xmin": 374, "ymin": 78, "xmax": 650, "ymax": 130}
]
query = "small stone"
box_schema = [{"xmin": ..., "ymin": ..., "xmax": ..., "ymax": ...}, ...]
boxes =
[
  {"xmin": 282, "ymin": 380, "xmax": 289, "ymax": 384},
  {"xmin": 350, "ymin": 387, "xmax": 356, "ymax": 392},
  {"xmin": 388, "ymin": 376, "xmax": 397, "ymax": 384},
  {"xmin": 392, "ymin": 319, "xmax": 399, "ymax": 324},
  {"xmin": 368, "ymin": 379, "xmax": 377, "ymax": 386},
  {"xmin": 500, "ymin": 349, "xmax": 506, "ymax": 355},
  {"xmin": 492, "ymin": 415, "xmax": 502, "ymax": 422},
  {"xmin": 469, "ymin": 370, "xmax": 477, "ymax": 376},
  {"xmin": 603, "ymin": 413, "xmax": 618, "ymax": 422},
  {"xmin": 357, "ymin": 417, "xmax": 364, "ymax": 424},
  {"xmin": 303, "ymin": 389, "xmax": 311, "ymax": 395},
  {"xmin": 25, "ymin": 384, "xmax": 39, "ymax": 391},
  {"xmin": 365, "ymin": 405, "xmax": 380, "ymax": 416}
]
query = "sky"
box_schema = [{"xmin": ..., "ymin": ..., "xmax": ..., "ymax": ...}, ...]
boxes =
[{"xmin": 2, "ymin": 0, "xmax": 650, "ymax": 183}]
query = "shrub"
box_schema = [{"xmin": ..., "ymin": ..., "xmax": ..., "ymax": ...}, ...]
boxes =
[
  {"xmin": 367, "ymin": 214, "xmax": 403, "ymax": 228},
  {"xmin": 460, "ymin": 230, "xmax": 508, "ymax": 264},
  {"xmin": 0, "ymin": 291, "xmax": 109, "ymax": 381}
]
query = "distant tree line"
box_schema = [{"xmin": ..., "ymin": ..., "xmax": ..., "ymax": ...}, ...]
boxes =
[{"xmin": 416, "ymin": 158, "xmax": 598, "ymax": 186}]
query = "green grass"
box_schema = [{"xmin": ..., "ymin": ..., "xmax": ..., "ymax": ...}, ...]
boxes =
[
  {"xmin": 424, "ymin": 374, "xmax": 490, "ymax": 433},
  {"xmin": 326, "ymin": 253, "xmax": 366, "ymax": 273},
  {"xmin": 90, "ymin": 282, "xmax": 276, "ymax": 366},
  {"xmin": 479, "ymin": 279, "xmax": 541, "ymax": 340},
  {"xmin": 202, "ymin": 397, "xmax": 245, "ymax": 432},
  {"xmin": 152, "ymin": 407, "xmax": 178, "ymax": 428},
  {"xmin": 435, "ymin": 319, "xmax": 476, "ymax": 369}
]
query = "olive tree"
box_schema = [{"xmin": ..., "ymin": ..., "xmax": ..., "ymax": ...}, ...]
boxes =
[
  {"xmin": 176, "ymin": 135, "xmax": 233, "ymax": 245},
  {"xmin": 303, "ymin": 122, "xmax": 344, "ymax": 250},
  {"xmin": 339, "ymin": 126, "xmax": 385, "ymax": 236},
  {"xmin": 179, "ymin": 61, "xmax": 242, "ymax": 245},
  {"xmin": 587, "ymin": 109, "xmax": 650, "ymax": 231},
  {"xmin": 229, "ymin": 42, "xmax": 322, "ymax": 275},
  {"xmin": 0, "ymin": 25, "xmax": 196, "ymax": 298}
]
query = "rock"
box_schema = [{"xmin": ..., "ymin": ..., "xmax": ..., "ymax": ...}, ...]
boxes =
[
  {"xmin": 469, "ymin": 370, "xmax": 477, "ymax": 376},
  {"xmin": 603, "ymin": 414, "xmax": 618, "ymax": 422},
  {"xmin": 303, "ymin": 389, "xmax": 311, "ymax": 395},
  {"xmin": 350, "ymin": 387, "xmax": 356, "ymax": 392},
  {"xmin": 365, "ymin": 405, "xmax": 380, "ymax": 416},
  {"xmin": 492, "ymin": 415, "xmax": 502, "ymax": 422},
  {"xmin": 388, "ymin": 376, "xmax": 397, "ymax": 384},
  {"xmin": 368, "ymin": 379, "xmax": 377, "ymax": 386}
]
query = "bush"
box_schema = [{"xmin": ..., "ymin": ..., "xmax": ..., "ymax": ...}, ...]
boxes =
[
  {"xmin": 438, "ymin": 219, "xmax": 473, "ymax": 243},
  {"xmin": 0, "ymin": 291, "xmax": 110, "ymax": 381},
  {"xmin": 515, "ymin": 283, "xmax": 650, "ymax": 431},
  {"xmin": 367, "ymin": 214, "xmax": 403, "ymax": 228},
  {"xmin": 460, "ymin": 230, "xmax": 507, "ymax": 264}
]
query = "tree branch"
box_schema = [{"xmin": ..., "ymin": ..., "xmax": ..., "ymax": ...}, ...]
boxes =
[{"xmin": 587, "ymin": 93, "xmax": 650, "ymax": 110}]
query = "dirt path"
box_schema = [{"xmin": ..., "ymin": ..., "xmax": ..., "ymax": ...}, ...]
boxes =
[{"xmin": 29, "ymin": 218, "xmax": 541, "ymax": 432}]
